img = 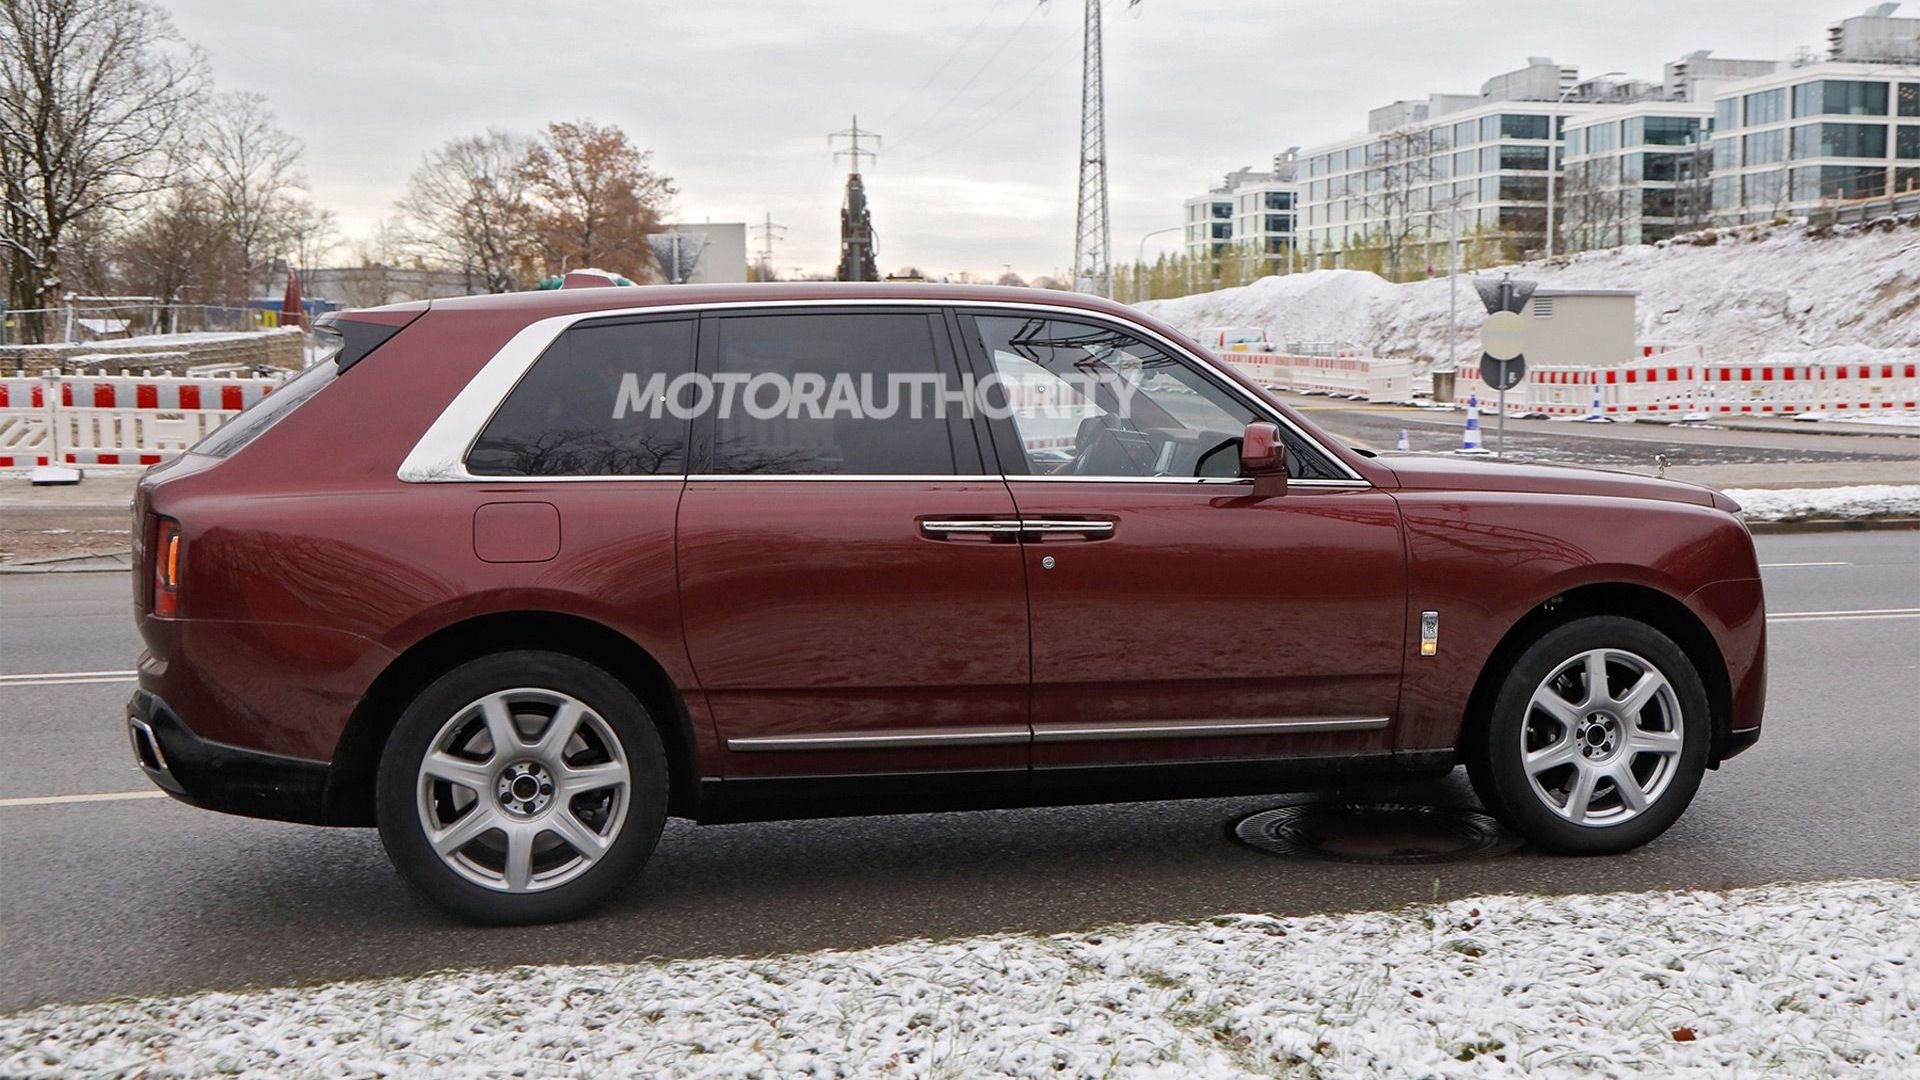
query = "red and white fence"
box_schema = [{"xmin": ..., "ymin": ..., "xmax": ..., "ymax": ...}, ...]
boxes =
[
  {"xmin": 1224, "ymin": 351, "xmax": 1415, "ymax": 404},
  {"xmin": 0, "ymin": 371, "xmax": 279, "ymax": 467},
  {"xmin": 1454, "ymin": 358, "xmax": 1919, "ymax": 417}
]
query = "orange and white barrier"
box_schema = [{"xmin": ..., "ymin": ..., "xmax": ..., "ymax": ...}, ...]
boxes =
[
  {"xmin": 1454, "ymin": 359, "xmax": 1917, "ymax": 417},
  {"xmin": 1224, "ymin": 351, "xmax": 1414, "ymax": 404},
  {"xmin": 0, "ymin": 371, "xmax": 280, "ymax": 468}
]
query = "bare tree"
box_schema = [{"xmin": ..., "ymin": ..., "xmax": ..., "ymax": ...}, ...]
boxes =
[
  {"xmin": 395, "ymin": 130, "xmax": 536, "ymax": 293},
  {"xmin": 113, "ymin": 179, "xmax": 241, "ymax": 307},
  {"xmin": 282, "ymin": 199, "xmax": 338, "ymax": 280},
  {"xmin": 1559, "ymin": 157, "xmax": 1637, "ymax": 253},
  {"xmin": 1361, "ymin": 128, "xmax": 1440, "ymax": 282},
  {"xmin": 196, "ymin": 90, "xmax": 308, "ymax": 295},
  {"xmin": 522, "ymin": 119, "xmax": 673, "ymax": 279},
  {"xmin": 1, "ymin": 0, "xmax": 207, "ymax": 337}
]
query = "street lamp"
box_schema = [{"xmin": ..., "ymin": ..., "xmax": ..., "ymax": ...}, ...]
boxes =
[
  {"xmin": 1134, "ymin": 225, "xmax": 1184, "ymax": 302},
  {"xmin": 1545, "ymin": 71, "xmax": 1623, "ymax": 260}
]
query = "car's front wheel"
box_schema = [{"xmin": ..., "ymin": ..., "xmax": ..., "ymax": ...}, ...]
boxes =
[
  {"xmin": 375, "ymin": 651, "xmax": 668, "ymax": 924},
  {"xmin": 1467, "ymin": 616, "xmax": 1710, "ymax": 855}
]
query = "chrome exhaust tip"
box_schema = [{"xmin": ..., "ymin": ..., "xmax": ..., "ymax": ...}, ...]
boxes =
[{"xmin": 128, "ymin": 715, "xmax": 184, "ymax": 794}]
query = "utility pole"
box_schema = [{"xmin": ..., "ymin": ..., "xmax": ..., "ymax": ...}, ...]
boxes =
[
  {"xmin": 1062, "ymin": 0, "xmax": 1141, "ymax": 299},
  {"xmin": 829, "ymin": 116, "xmax": 881, "ymax": 173},
  {"xmin": 752, "ymin": 213, "xmax": 787, "ymax": 280}
]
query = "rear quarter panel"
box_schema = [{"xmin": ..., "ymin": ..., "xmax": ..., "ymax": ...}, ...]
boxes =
[{"xmin": 139, "ymin": 307, "xmax": 705, "ymax": 763}]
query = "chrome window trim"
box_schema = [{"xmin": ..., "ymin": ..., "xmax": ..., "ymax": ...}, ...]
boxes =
[
  {"xmin": 397, "ymin": 297, "xmax": 1365, "ymax": 485},
  {"xmin": 682, "ymin": 474, "xmax": 1368, "ymax": 487}
]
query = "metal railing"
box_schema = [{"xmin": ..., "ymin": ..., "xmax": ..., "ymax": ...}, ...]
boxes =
[{"xmin": 1, "ymin": 303, "xmax": 294, "ymax": 346}]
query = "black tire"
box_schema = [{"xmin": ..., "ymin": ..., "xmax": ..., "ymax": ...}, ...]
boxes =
[
  {"xmin": 375, "ymin": 650, "xmax": 669, "ymax": 924},
  {"xmin": 1466, "ymin": 616, "xmax": 1710, "ymax": 855}
]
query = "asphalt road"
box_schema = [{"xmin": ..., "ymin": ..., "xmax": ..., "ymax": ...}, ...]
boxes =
[
  {"xmin": 1299, "ymin": 400, "xmax": 1920, "ymax": 468},
  {"xmin": 3, "ymin": 531, "xmax": 1917, "ymax": 1012}
]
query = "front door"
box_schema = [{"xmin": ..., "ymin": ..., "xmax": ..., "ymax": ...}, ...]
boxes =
[
  {"xmin": 958, "ymin": 311, "xmax": 1407, "ymax": 773},
  {"xmin": 676, "ymin": 308, "xmax": 1031, "ymax": 784}
]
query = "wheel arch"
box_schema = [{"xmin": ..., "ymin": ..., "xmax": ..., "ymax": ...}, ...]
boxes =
[
  {"xmin": 1456, "ymin": 582, "xmax": 1734, "ymax": 768},
  {"xmin": 325, "ymin": 610, "xmax": 701, "ymax": 825}
]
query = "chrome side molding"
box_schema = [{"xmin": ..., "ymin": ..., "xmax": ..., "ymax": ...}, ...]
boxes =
[
  {"xmin": 726, "ymin": 716, "xmax": 1388, "ymax": 752},
  {"xmin": 726, "ymin": 726, "xmax": 1030, "ymax": 752},
  {"xmin": 1032, "ymin": 716, "xmax": 1388, "ymax": 742}
]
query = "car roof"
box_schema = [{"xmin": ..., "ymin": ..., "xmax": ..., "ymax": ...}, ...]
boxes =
[{"xmin": 357, "ymin": 282, "xmax": 1146, "ymax": 321}]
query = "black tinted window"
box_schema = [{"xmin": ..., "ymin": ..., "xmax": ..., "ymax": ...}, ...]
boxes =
[
  {"xmin": 709, "ymin": 313, "xmax": 963, "ymax": 475},
  {"xmin": 468, "ymin": 318, "xmax": 693, "ymax": 476}
]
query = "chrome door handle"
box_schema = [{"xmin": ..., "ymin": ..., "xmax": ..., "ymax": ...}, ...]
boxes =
[
  {"xmin": 1019, "ymin": 519, "xmax": 1115, "ymax": 536},
  {"xmin": 920, "ymin": 519, "xmax": 1024, "ymax": 536}
]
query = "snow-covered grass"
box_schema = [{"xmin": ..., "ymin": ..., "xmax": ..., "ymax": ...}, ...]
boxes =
[
  {"xmin": 6, "ymin": 879, "xmax": 1916, "ymax": 1079},
  {"xmin": 1830, "ymin": 411, "xmax": 1920, "ymax": 429},
  {"xmin": 1137, "ymin": 217, "xmax": 1920, "ymax": 371},
  {"xmin": 1726, "ymin": 485, "xmax": 1920, "ymax": 522}
]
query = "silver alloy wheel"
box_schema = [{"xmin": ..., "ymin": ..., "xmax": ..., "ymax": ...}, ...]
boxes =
[
  {"xmin": 1521, "ymin": 648, "xmax": 1684, "ymax": 827},
  {"xmin": 415, "ymin": 688, "xmax": 631, "ymax": 892}
]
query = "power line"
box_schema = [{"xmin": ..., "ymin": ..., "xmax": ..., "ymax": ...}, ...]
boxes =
[
  {"xmin": 894, "ymin": 55, "xmax": 1072, "ymax": 166},
  {"xmin": 892, "ymin": 27, "xmax": 1074, "ymax": 162},
  {"xmin": 877, "ymin": 0, "xmax": 1014, "ymax": 129},
  {"xmin": 890, "ymin": 0, "xmax": 1047, "ymax": 150}
]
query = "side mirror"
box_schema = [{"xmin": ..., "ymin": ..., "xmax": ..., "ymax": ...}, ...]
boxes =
[{"xmin": 1240, "ymin": 421, "xmax": 1288, "ymax": 499}]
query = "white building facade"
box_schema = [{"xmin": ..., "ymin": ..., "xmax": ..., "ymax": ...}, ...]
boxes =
[
  {"xmin": 1183, "ymin": 162, "xmax": 1299, "ymax": 270},
  {"xmin": 1709, "ymin": 62, "xmax": 1920, "ymax": 222},
  {"xmin": 1561, "ymin": 103, "xmax": 1715, "ymax": 249}
]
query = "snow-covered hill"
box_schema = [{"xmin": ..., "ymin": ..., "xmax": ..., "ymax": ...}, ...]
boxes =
[{"xmin": 1137, "ymin": 217, "xmax": 1920, "ymax": 369}]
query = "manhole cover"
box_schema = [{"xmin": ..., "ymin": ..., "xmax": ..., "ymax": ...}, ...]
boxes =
[{"xmin": 1234, "ymin": 803, "xmax": 1522, "ymax": 865}]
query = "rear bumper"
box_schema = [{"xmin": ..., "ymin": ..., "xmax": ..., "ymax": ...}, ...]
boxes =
[
  {"xmin": 128, "ymin": 689, "xmax": 333, "ymax": 825},
  {"xmin": 1720, "ymin": 725, "xmax": 1761, "ymax": 762}
]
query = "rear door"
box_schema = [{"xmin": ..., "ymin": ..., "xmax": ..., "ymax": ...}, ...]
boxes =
[
  {"xmin": 956, "ymin": 309, "xmax": 1407, "ymax": 775},
  {"xmin": 676, "ymin": 307, "xmax": 1031, "ymax": 784}
]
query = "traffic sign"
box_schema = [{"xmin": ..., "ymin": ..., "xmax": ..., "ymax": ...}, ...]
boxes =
[
  {"xmin": 1481, "ymin": 310, "xmax": 1526, "ymax": 360},
  {"xmin": 1481, "ymin": 353, "xmax": 1527, "ymax": 391}
]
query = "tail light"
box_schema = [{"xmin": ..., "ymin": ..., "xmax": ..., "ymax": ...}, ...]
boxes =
[{"xmin": 153, "ymin": 518, "xmax": 182, "ymax": 618}]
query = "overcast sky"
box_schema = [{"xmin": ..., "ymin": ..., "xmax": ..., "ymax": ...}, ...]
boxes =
[{"xmin": 163, "ymin": 0, "xmax": 1875, "ymax": 279}]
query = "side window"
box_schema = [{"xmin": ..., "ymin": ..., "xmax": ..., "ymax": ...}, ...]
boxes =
[
  {"xmin": 708, "ymin": 312, "xmax": 965, "ymax": 476},
  {"xmin": 968, "ymin": 314, "xmax": 1344, "ymax": 480},
  {"xmin": 467, "ymin": 318, "xmax": 693, "ymax": 476}
]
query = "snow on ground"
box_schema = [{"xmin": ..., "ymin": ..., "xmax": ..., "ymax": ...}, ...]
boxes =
[
  {"xmin": 1830, "ymin": 410, "xmax": 1920, "ymax": 429},
  {"xmin": 1138, "ymin": 217, "xmax": 1920, "ymax": 371},
  {"xmin": 6, "ymin": 878, "xmax": 1915, "ymax": 1079},
  {"xmin": 3, "ymin": 327, "xmax": 302, "ymax": 354},
  {"xmin": 1724, "ymin": 484, "xmax": 1920, "ymax": 522}
]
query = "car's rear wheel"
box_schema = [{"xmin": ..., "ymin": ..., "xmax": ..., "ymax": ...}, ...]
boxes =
[
  {"xmin": 1467, "ymin": 616, "xmax": 1710, "ymax": 855},
  {"xmin": 375, "ymin": 651, "xmax": 668, "ymax": 924}
]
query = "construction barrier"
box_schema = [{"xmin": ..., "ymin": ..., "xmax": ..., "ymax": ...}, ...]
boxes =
[
  {"xmin": 1454, "ymin": 357, "xmax": 1918, "ymax": 417},
  {"xmin": 0, "ymin": 371, "xmax": 280, "ymax": 467},
  {"xmin": 1224, "ymin": 351, "xmax": 1415, "ymax": 404}
]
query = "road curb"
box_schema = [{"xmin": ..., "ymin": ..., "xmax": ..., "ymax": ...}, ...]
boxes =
[{"xmin": 1742, "ymin": 517, "xmax": 1920, "ymax": 534}]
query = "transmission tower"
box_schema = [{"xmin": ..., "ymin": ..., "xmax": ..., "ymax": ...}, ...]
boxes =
[
  {"xmin": 830, "ymin": 116, "xmax": 882, "ymax": 282},
  {"xmin": 829, "ymin": 115, "xmax": 881, "ymax": 172},
  {"xmin": 1065, "ymin": 0, "xmax": 1140, "ymax": 299},
  {"xmin": 752, "ymin": 212, "xmax": 787, "ymax": 279}
]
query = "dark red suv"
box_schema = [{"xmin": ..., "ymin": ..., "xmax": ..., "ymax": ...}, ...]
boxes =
[{"xmin": 129, "ymin": 283, "xmax": 1764, "ymax": 922}]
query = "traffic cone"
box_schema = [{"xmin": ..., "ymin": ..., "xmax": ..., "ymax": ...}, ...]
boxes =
[
  {"xmin": 1396, "ymin": 429, "xmax": 1410, "ymax": 451},
  {"xmin": 1461, "ymin": 396, "xmax": 1484, "ymax": 452}
]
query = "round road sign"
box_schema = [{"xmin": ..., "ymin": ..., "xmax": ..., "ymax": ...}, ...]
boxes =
[{"xmin": 1481, "ymin": 310, "xmax": 1526, "ymax": 360}]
